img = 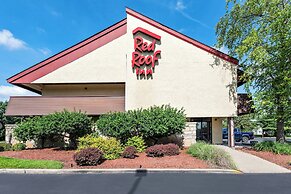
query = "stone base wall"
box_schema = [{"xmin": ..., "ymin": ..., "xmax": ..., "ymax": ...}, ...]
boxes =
[
  {"xmin": 183, "ymin": 122, "xmax": 197, "ymax": 147},
  {"xmin": 5, "ymin": 124, "xmax": 17, "ymax": 145}
]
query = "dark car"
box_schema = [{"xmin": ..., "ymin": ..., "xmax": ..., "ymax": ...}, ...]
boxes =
[{"xmin": 222, "ymin": 128, "xmax": 254, "ymax": 143}]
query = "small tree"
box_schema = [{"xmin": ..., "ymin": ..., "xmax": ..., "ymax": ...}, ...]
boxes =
[
  {"xmin": 216, "ymin": 0, "xmax": 291, "ymax": 142},
  {"xmin": 14, "ymin": 110, "xmax": 92, "ymax": 148}
]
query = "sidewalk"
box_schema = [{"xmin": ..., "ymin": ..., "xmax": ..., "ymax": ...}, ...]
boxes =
[{"xmin": 215, "ymin": 145, "xmax": 290, "ymax": 173}]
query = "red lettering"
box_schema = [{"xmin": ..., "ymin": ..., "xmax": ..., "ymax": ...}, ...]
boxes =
[
  {"xmin": 140, "ymin": 69, "xmax": 145, "ymax": 75},
  {"xmin": 145, "ymin": 56, "xmax": 152, "ymax": 65},
  {"xmin": 141, "ymin": 42, "xmax": 148, "ymax": 51},
  {"xmin": 139, "ymin": 55, "xmax": 145, "ymax": 64},
  {"xmin": 152, "ymin": 50, "xmax": 161, "ymax": 68},
  {"xmin": 134, "ymin": 37, "xmax": 143, "ymax": 52},
  {"xmin": 132, "ymin": 52, "xmax": 141, "ymax": 67},
  {"xmin": 148, "ymin": 40, "xmax": 156, "ymax": 52},
  {"xmin": 132, "ymin": 32, "xmax": 161, "ymax": 76},
  {"xmin": 146, "ymin": 69, "xmax": 153, "ymax": 75}
]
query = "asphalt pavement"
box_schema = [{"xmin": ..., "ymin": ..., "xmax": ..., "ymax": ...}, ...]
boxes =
[{"xmin": 0, "ymin": 172, "xmax": 290, "ymax": 194}]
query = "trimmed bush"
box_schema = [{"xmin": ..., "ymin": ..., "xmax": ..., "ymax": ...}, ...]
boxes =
[
  {"xmin": 12, "ymin": 143, "xmax": 26, "ymax": 151},
  {"xmin": 14, "ymin": 110, "xmax": 92, "ymax": 148},
  {"xmin": 77, "ymin": 135, "xmax": 123, "ymax": 160},
  {"xmin": 125, "ymin": 136, "xmax": 146, "ymax": 153},
  {"xmin": 253, "ymin": 141, "xmax": 291, "ymax": 155},
  {"xmin": 187, "ymin": 142, "xmax": 237, "ymax": 169},
  {"xmin": 97, "ymin": 105, "xmax": 186, "ymax": 143},
  {"xmin": 0, "ymin": 142, "xmax": 11, "ymax": 151},
  {"xmin": 74, "ymin": 148, "xmax": 103, "ymax": 166},
  {"xmin": 146, "ymin": 143, "xmax": 180, "ymax": 157},
  {"xmin": 122, "ymin": 146, "xmax": 137, "ymax": 159}
]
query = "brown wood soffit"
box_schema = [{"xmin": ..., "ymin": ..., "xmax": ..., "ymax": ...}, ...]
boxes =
[{"xmin": 5, "ymin": 96, "xmax": 125, "ymax": 116}]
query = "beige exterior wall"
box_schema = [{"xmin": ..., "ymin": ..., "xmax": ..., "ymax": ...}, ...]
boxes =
[
  {"xmin": 42, "ymin": 84, "xmax": 125, "ymax": 96},
  {"xmin": 212, "ymin": 117, "xmax": 223, "ymax": 144},
  {"xmin": 33, "ymin": 34, "xmax": 128, "ymax": 84},
  {"xmin": 31, "ymin": 13, "xmax": 237, "ymax": 118},
  {"xmin": 125, "ymin": 14, "xmax": 237, "ymax": 117}
]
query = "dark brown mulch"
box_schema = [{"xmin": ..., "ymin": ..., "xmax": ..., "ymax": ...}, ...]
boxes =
[
  {"xmin": 239, "ymin": 148, "xmax": 291, "ymax": 170},
  {"xmin": 0, "ymin": 148, "xmax": 209, "ymax": 169}
]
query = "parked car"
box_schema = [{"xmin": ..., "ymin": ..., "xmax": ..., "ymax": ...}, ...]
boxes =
[{"xmin": 222, "ymin": 128, "xmax": 254, "ymax": 143}]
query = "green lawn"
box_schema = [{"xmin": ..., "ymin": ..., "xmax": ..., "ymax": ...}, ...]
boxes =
[{"xmin": 0, "ymin": 157, "xmax": 63, "ymax": 169}]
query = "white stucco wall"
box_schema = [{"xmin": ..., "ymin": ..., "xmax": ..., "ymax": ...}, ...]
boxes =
[
  {"xmin": 125, "ymin": 14, "xmax": 237, "ymax": 117},
  {"xmin": 33, "ymin": 34, "xmax": 127, "ymax": 83},
  {"xmin": 212, "ymin": 118, "xmax": 223, "ymax": 144}
]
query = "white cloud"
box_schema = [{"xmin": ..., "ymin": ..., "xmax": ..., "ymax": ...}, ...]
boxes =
[
  {"xmin": 0, "ymin": 29, "xmax": 26, "ymax": 50},
  {"xmin": 175, "ymin": 0, "xmax": 186, "ymax": 11},
  {"xmin": 0, "ymin": 85, "xmax": 38, "ymax": 102},
  {"xmin": 173, "ymin": 1, "xmax": 210, "ymax": 29},
  {"xmin": 39, "ymin": 48, "xmax": 52, "ymax": 56}
]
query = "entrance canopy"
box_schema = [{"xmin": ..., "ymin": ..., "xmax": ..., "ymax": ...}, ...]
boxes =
[{"xmin": 5, "ymin": 96, "xmax": 125, "ymax": 116}]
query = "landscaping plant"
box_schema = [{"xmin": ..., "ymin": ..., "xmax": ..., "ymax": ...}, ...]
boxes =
[
  {"xmin": 125, "ymin": 136, "xmax": 146, "ymax": 153},
  {"xmin": 122, "ymin": 146, "xmax": 137, "ymax": 159},
  {"xmin": 0, "ymin": 142, "xmax": 11, "ymax": 152},
  {"xmin": 74, "ymin": 148, "xmax": 103, "ymax": 166},
  {"xmin": 97, "ymin": 105, "xmax": 186, "ymax": 143},
  {"xmin": 77, "ymin": 135, "xmax": 123, "ymax": 160},
  {"xmin": 145, "ymin": 143, "xmax": 180, "ymax": 157},
  {"xmin": 253, "ymin": 141, "xmax": 291, "ymax": 155},
  {"xmin": 187, "ymin": 142, "xmax": 237, "ymax": 169},
  {"xmin": 12, "ymin": 143, "xmax": 26, "ymax": 151},
  {"xmin": 14, "ymin": 110, "xmax": 92, "ymax": 148}
]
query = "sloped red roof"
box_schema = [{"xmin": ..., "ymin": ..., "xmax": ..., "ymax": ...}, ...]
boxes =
[{"xmin": 7, "ymin": 8, "xmax": 238, "ymax": 87}]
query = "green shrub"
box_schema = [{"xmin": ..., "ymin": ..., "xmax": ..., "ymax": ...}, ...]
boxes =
[
  {"xmin": 125, "ymin": 136, "xmax": 146, "ymax": 153},
  {"xmin": 14, "ymin": 110, "xmax": 92, "ymax": 148},
  {"xmin": 74, "ymin": 148, "xmax": 103, "ymax": 166},
  {"xmin": 78, "ymin": 135, "xmax": 123, "ymax": 160},
  {"xmin": 0, "ymin": 142, "xmax": 11, "ymax": 151},
  {"xmin": 97, "ymin": 105, "xmax": 186, "ymax": 143},
  {"xmin": 187, "ymin": 142, "xmax": 237, "ymax": 169},
  {"xmin": 12, "ymin": 143, "xmax": 26, "ymax": 151},
  {"xmin": 253, "ymin": 141, "xmax": 291, "ymax": 155}
]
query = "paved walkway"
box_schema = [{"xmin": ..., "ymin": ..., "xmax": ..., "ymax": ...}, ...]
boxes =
[{"xmin": 215, "ymin": 145, "xmax": 290, "ymax": 173}]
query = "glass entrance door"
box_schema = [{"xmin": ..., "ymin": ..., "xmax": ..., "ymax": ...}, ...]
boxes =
[{"xmin": 193, "ymin": 118, "xmax": 212, "ymax": 143}]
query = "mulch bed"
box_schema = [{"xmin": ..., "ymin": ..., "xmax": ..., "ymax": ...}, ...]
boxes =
[
  {"xmin": 238, "ymin": 148, "xmax": 291, "ymax": 170},
  {"xmin": 0, "ymin": 148, "xmax": 209, "ymax": 169}
]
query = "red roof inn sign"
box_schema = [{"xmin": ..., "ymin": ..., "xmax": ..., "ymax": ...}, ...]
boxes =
[{"xmin": 131, "ymin": 27, "xmax": 161, "ymax": 77}]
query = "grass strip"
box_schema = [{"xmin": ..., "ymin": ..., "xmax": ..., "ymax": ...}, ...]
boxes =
[
  {"xmin": 187, "ymin": 141, "xmax": 237, "ymax": 169},
  {"xmin": 0, "ymin": 156, "xmax": 63, "ymax": 169}
]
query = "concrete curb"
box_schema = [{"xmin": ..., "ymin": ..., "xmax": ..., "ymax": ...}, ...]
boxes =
[{"xmin": 0, "ymin": 168, "xmax": 241, "ymax": 174}]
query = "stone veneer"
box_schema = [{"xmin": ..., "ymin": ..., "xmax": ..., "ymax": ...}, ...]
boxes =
[{"xmin": 183, "ymin": 122, "xmax": 197, "ymax": 147}]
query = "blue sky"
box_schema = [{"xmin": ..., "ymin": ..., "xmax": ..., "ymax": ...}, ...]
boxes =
[{"xmin": 0, "ymin": 0, "xmax": 244, "ymax": 101}]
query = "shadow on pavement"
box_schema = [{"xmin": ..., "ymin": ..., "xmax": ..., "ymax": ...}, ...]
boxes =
[{"xmin": 127, "ymin": 169, "xmax": 147, "ymax": 194}]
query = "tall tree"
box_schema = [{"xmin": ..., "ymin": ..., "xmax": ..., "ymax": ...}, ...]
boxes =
[{"xmin": 216, "ymin": 0, "xmax": 291, "ymax": 142}]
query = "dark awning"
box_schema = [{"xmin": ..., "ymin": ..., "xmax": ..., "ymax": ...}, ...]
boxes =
[{"xmin": 5, "ymin": 96, "xmax": 125, "ymax": 116}]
